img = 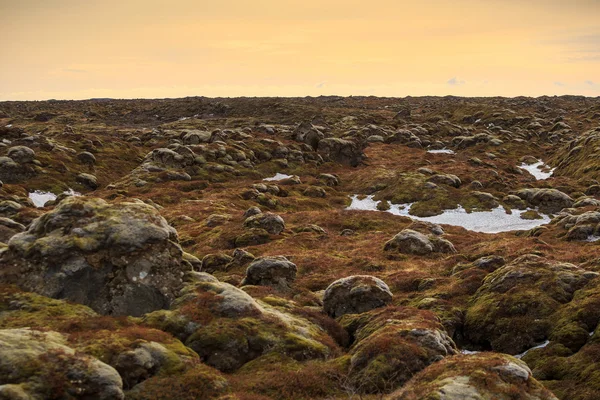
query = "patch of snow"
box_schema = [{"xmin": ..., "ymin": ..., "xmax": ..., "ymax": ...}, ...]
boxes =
[
  {"xmin": 139, "ymin": 271, "xmax": 148, "ymax": 279},
  {"xmin": 586, "ymin": 235, "xmax": 600, "ymax": 242},
  {"xmin": 346, "ymin": 195, "xmax": 551, "ymax": 233},
  {"xmin": 5, "ymin": 124, "xmax": 12, "ymax": 128},
  {"xmin": 28, "ymin": 191, "xmax": 57, "ymax": 207},
  {"xmin": 519, "ymin": 160, "xmax": 555, "ymax": 180},
  {"xmin": 28, "ymin": 189, "xmax": 81, "ymax": 208},
  {"xmin": 427, "ymin": 149, "xmax": 455, "ymax": 155},
  {"xmin": 178, "ymin": 117, "xmax": 190, "ymax": 121},
  {"xmin": 460, "ymin": 349, "xmax": 481, "ymax": 355},
  {"xmin": 515, "ymin": 340, "xmax": 550, "ymax": 359},
  {"xmin": 263, "ymin": 173, "xmax": 293, "ymax": 181}
]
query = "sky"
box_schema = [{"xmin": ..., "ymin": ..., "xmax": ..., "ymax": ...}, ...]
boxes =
[{"xmin": 1, "ymin": 0, "xmax": 599, "ymax": 100}]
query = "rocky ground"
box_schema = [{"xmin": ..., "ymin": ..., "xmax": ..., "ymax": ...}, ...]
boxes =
[{"xmin": 0, "ymin": 95, "xmax": 599, "ymax": 399}]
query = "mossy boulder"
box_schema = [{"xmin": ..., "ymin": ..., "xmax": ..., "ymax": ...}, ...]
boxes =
[
  {"xmin": 7, "ymin": 146, "xmax": 35, "ymax": 164},
  {"xmin": 384, "ymin": 229, "xmax": 456, "ymax": 256},
  {"xmin": 387, "ymin": 353, "xmax": 558, "ymax": 400},
  {"xmin": 323, "ymin": 275, "xmax": 393, "ymax": 318},
  {"xmin": 241, "ymin": 256, "xmax": 297, "ymax": 288},
  {"xmin": 243, "ymin": 212, "xmax": 285, "ymax": 235},
  {"xmin": 317, "ymin": 137, "xmax": 365, "ymax": 167},
  {"xmin": 2, "ymin": 197, "xmax": 191, "ymax": 316},
  {"xmin": 515, "ymin": 188, "xmax": 574, "ymax": 214}
]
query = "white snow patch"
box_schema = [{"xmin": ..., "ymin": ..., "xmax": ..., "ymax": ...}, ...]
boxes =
[
  {"xmin": 346, "ymin": 195, "xmax": 551, "ymax": 233},
  {"xmin": 586, "ymin": 235, "xmax": 600, "ymax": 242},
  {"xmin": 28, "ymin": 189, "xmax": 81, "ymax": 208},
  {"xmin": 139, "ymin": 271, "xmax": 148, "ymax": 280},
  {"xmin": 515, "ymin": 340, "xmax": 550, "ymax": 359},
  {"xmin": 427, "ymin": 149, "xmax": 455, "ymax": 155},
  {"xmin": 5, "ymin": 124, "xmax": 12, "ymax": 128},
  {"xmin": 460, "ymin": 349, "xmax": 481, "ymax": 355},
  {"xmin": 519, "ymin": 160, "xmax": 555, "ymax": 180},
  {"xmin": 263, "ymin": 173, "xmax": 293, "ymax": 181}
]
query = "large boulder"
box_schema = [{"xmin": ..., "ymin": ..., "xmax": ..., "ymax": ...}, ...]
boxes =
[
  {"xmin": 387, "ymin": 353, "xmax": 558, "ymax": 400},
  {"xmin": 515, "ymin": 188, "xmax": 574, "ymax": 214},
  {"xmin": 241, "ymin": 256, "xmax": 297, "ymax": 288},
  {"xmin": 293, "ymin": 121, "xmax": 325, "ymax": 150},
  {"xmin": 7, "ymin": 146, "xmax": 35, "ymax": 164},
  {"xmin": 1, "ymin": 197, "xmax": 191, "ymax": 316},
  {"xmin": 0, "ymin": 328, "xmax": 124, "ymax": 399},
  {"xmin": 383, "ymin": 229, "xmax": 456, "ymax": 255},
  {"xmin": 323, "ymin": 275, "xmax": 393, "ymax": 318},
  {"xmin": 553, "ymin": 210, "xmax": 600, "ymax": 241},
  {"xmin": 182, "ymin": 130, "xmax": 212, "ymax": 144},
  {"xmin": 243, "ymin": 212, "xmax": 285, "ymax": 235},
  {"xmin": 0, "ymin": 156, "xmax": 36, "ymax": 183},
  {"xmin": 317, "ymin": 137, "xmax": 365, "ymax": 167}
]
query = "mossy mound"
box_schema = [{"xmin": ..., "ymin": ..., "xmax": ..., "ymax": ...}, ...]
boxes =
[
  {"xmin": 465, "ymin": 254, "xmax": 598, "ymax": 354},
  {"xmin": 387, "ymin": 352, "xmax": 558, "ymax": 400},
  {"xmin": 339, "ymin": 306, "xmax": 457, "ymax": 394}
]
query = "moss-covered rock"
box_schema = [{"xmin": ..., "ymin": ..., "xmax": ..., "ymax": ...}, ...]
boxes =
[
  {"xmin": 1, "ymin": 196, "xmax": 191, "ymax": 316},
  {"xmin": 387, "ymin": 352, "xmax": 558, "ymax": 400}
]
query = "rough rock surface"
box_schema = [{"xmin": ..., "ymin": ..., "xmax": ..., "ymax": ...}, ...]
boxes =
[{"xmin": 1, "ymin": 197, "xmax": 190, "ymax": 316}]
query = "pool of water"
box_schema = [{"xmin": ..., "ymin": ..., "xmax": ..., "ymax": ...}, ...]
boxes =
[
  {"xmin": 28, "ymin": 189, "xmax": 80, "ymax": 208},
  {"xmin": 519, "ymin": 160, "xmax": 555, "ymax": 180},
  {"xmin": 427, "ymin": 149, "xmax": 455, "ymax": 155},
  {"xmin": 346, "ymin": 195, "xmax": 551, "ymax": 233},
  {"xmin": 263, "ymin": 173, "xmax": 294, "ymax": 181},
  {"xmin": 515, "ymin": 340, "xmax": 550, "ymax": 359}
]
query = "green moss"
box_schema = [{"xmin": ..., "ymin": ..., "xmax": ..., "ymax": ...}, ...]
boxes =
[{"xmin": 521, "ymin": 210, "xmax": 543, "ymax": 220}]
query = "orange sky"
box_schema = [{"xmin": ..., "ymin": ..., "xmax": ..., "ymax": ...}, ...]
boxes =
[{"xmin": 1, "ymin": 0, "xmax": 599, "ymax": 100}]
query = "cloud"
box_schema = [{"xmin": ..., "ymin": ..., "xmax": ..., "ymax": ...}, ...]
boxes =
[
  {"xmin": 554, "ymin": 81, "xmax": 565, "ymax": 86},
  {"xmin": 585, "ymin": 80, "xmax": 595, "ymax": 86},
  {"xmin": 447, "ymin": 77, "xmax": 465, "ymax": 86},
  {"xmin": 316, "ymin": 81, "xmax": 327, "ymax": 88}
]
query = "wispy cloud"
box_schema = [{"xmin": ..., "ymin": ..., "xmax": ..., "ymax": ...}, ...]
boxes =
[
  {"xmin": 447, "ymin": 77, "xmax": 465, "ymax": 86},
  {"xmin": 316, "ymin": 81, "xmax": 327, "ymax": 88},
  {"xmin": 585, "ymin": 80, "xmax": 595, "ymax": 86},
  {"xmin": 554, "ymin": 81, "xmax": 565, "ymax": 86}
]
